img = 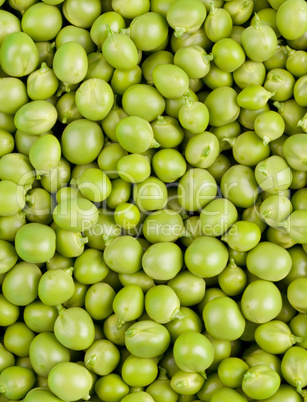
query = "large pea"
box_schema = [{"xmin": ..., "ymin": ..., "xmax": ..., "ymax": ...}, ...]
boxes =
[
  {"xmin": 29, "ymin": 333, "xmax": 70, "ymax": 378},
  {"xmin": 90, "ymin": 11, "xmax": 125, "ymax": 49},
  {"xmin": 24, "ymin": 301, "xmax": 58, "ymax": 333},
  {"xmin": 74, "ymin": 248, "xmax": 109, "ymax": 284},
  {"xmin": 0, "ymin": 294, "xmax": 19, "ymax": 327},
  {"xmin": 2, "ymin": 262, "xmax": 41, "ymax": 306},
  {"xmin": 145, "ymin": 285, "xmax": 183, "ymax": 324},
  {"xmin": 103, "ymin": 32, "xmax": 138, "ymax": 70},
  {"xmin": 53, "ymin": 197, "xmax": 98, "ymax": 232},
  {"xmin": 153, "ymin": 64, "xmax": 189, "ymax": 99},
  {"xmin": 0, "ymin": 153, "xmax": 35, "ymax": 187},
  {"xmin": 0, "ymin": 366, "xmax": 35, "ymax": 400},
  {"xmin": 14, "ymin": 101, "xmax": 57, "ymax": 135},
  {"xmin": 0, "ymin": 181, "xmax": 25, "ymax": 217},
  {"xmin": 53, "ymin": 41, "xmax": 88, "ymax": 85},
  {"xmin": 178, "ymin": 168, "xmax": 217, "ymax": 212},
  {"xmin": 29, "ymin": 134, "xmax": 61, "ymax": 172},
  {"xmin": 0, "ymin": 32, "xmax": 39, "ymax": 77},
  {"xmin": 204, "ymin": 86, "xmax": 240, "ymax": 126},
  {"xmin": 75, "ymin": 78, "xmax": 114, "ymax": 121},
  {"xmin": 54, "ymin": 306, "xmax": 95, "ymax": 350},
  {"xmin": 0, "ymin": 240, "xmax": 18, "ymax": 274},
  {"xmin": 15, "ymin": 223, "xmax": 56, "ymax": 264},
  {"xmin": 0, "ymin": 78, "xmax": 28, "ymax": 115},
  {"xmin": 48, "ymin": 362, "xmax": 93, "ymax": 402},
  {"xmin": 133, "ymin": 176, "xmax": 168, "ymax": 212},
  {"xmin": 38, "ymin": 268, "xmax": 75, "ymax": 306},
  {"xmin": 0, "ymin": 129, "xmax": 14, "ymax": 158},
  {"xmin": 125, "ymin": 320, "xmax": 171, "ymax": 358},
  {"xmin": 84, "ymin": 339, "xmax": 120, "ymax": 376},
  {"xmin": 27, "ymin": 62, "xmax": 59, "ymax": 100},
  {"xmin": 75, "ymin": 168, "xmax": 112, "ymax": 203},
  {"xmin": 113, "ymin": 285, "xmax": 144, "ymax": 324},
  {"xmin": 23, "ymin": 387, "xmax": 68, "ymax": 402},
  {"xmin": 85, "ymin": 282, "xmax": 116, "ymax": 320},
  {"xmin": 104, "ymin": 236, "xmax": 143, "ymax": 274}
]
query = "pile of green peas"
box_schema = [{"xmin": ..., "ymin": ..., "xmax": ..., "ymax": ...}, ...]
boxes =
[{"xmin": 0, "ymin": 0, "xmax": 307, "ymax": 400}]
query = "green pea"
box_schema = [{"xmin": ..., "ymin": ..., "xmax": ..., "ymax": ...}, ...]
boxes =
[
  {"xmin": 153, "ymin": 64, "xmax": 189, "ymax": 99},
  {"xmin": 0, "ymin": 130, "xmax": 14, "ymax": 159},
  {"xmin": 255, "ymin": 155, "xmax": 293, "ymax": 194},
  {"xmin": 172, "ymin": 371, "xmax": 204, "ymax": 396},
  {"xmin": 53, "ymin": 41, "xmax": 88, "ymax": 85},
  {"xmin": 41, "ymin": 157, "xmax": 71, "ymax": 194},
  {"xmin": 55, "ymin": 227, "xmax": 87, "ymax": 258},
  {"xmin": 29, "ymin": 333, "xmax": 70, "ymax": 378},
  {"xmin": 0, "ymin": 32, "xmax": 39, "ymax": 77},
  {"xmin": 48, "ymin": 362, "xmax": 92, "ymax": 401},
  {"xmin": 133, "ymin": 176, "xmax": 168, "ymax": 212},
  {"xmin": 173, "ymin": 46, "xmax": 211, "ymax": 80},
  {"xmin": 102, "ymin": 32, "xmax": 138, "ymax": 71},
  {"xmin": 222, "ymin": 221, "xmax": 261, "ymax": 252},
  {"xmin": 204, "ymin": 86, "xmax": 240, "ymax": 127},
  {"xmin": 95, "ymin": 373, "xmax": 129, "ymax": 401},
  {"xmin": 290, "ymin": 314, "xmax": 307, "ymax": 349},
  {"xmin": 56, "ymin": 27, "xmax": 93, "ymax": 53},
  {"xmin": 286, "ymin": 47, "xmax": 307, "ymax": 77},
  {"xmin": 241, "ymin": 13, "xmax": 278, "ymax": 62},
  {"xmin": 4, "ymin": 322, "xmax": 35, "ymax": 357},
  {"xmin": 254, "ymin": 320, "xmax": 303, "ymax": 355},
  {"xmin": 178, "ymin": 168, "xmax": 217, "ymax": 212},
  {"xmin": 197, "ymin": 372, "xmax": 225, "ymax": 401},
  {"xmin": 281, "ymin": 346, "xmax": 307, "ymax": 396},
  {"xmin": 168, "ymin": 271, "xmax": 206, "ymax": 307},
  {"xmin": 255, "ymin": 384, "xmax": 304, "ymax": 402},
  {"xmin": 179, "ymin": 101, "xmax": 210, "ymax": 135},
  {"xmin": 218, "ymin": 357, "xmax": 249, "ymax": 388},
  {"xmin": 267, "ymin": 226, "xmax": 297, "ymax": 249},
  {"xmin": 15, "ymin": 223, "xmax": 56, "ymax": 263},
  {"xmin": 122, "ymin": 84, "xmax": 166, "ymax": 122},
  {"xmin": 260, "ymin": 194, "xmax": 293, "ymax": 227},
  {"xmin": 90, "ymin": 11, "xmax": 125, "ymax": 49},
  {"xmin": 223, "ymin": 0, "xmax": 254, "ymax": 25},
  {"xmin": 14, "ymin": 100, "xmax": 57, "ymax": 135},
  {"xmin": 241, "ymin": 280, "xmax": 282, "ymax": 323},
  {"xmin": 22, "ymin": 3, "xmax": 62, "ymax": 41},
  {"xmin": 0, "ymin": 78, "xmax": 28, "ymax": 115},
  {"xmin": 237, "ymin": 85, "xmax": 274, "ymax": 110},
  {"xmin": 29, "ymin": 134, "xmax": 61, "ymax": 173},
  {"xmin": 287, "ymin": 277, "xmax": 307, "ymax": 313},
  {"xmin": 73, "ymin": 248, "xmax": 109, "ymax": 285},
  {"xmin": 54, "ymin": 306, "xmax": 95, "ymax": 350},
  {"xmin": 233, "ymin": 131, "xmax": 271, "ymax": 166},
  {"xmin": 85, "ymin": 52, "xmax": 114, "ymax": 82},
  {"xmin": 0, "ymin": 239, "xmax": 18, "ymax": 274},
  {"xmin": 200, "ymin": 198, "xmax": 237, "ymax": 237},
  {"xmin": 104, "ymin": 236, "xmax": 143, "ymax": 274},
  {"xmin": 0, "ymin": 294, "xmax": 19, "ymax": 327},
  {"xmin": 165, "ymin": 307, "xmax": 202, "ymax": 343},
  {"xmin": 0, "ymin": 366, "xmax": 35, "ymax": 400},
  {"xmin": 122, "ymin": 354, "xmax": 158, "ymax": 388},
  {"xmin": 264, "ymin": 68, "xmax": 295, "ymax": 102},
  {"xmin": 0, "ymin": 343, "xmax": 15, "ymax": 374},
  {"xmin": 84, "ymin": 339, "xmax": 120, "ymax": 376},
  {"xmin": 153, "ymin": 149, "xmax": 186, "ymax": 182},
  {"xmin": 38, "ymin": 268, "xmax": 75, "ymax": 306},
  {"xmin": 0, "ymin": 112, "xmax": 16, "ymax": 133},
  {"xmin": 23, "ymin": 387, "xmax": 67, "ymax": 402},
  {"xmin": 0, "ymin": 9, "xmax": 21, "ymax": 46},
  {"xmin": 112, "ymin": 284, "xmax": 144, "ymax": 325},
  {"xmin": 24, "ymin": 301, "xmax": 58, "ymax": 333},
  {"xmin": 275, "ymin": 292, "xmax": 297, "ymax": 324},
  {"xmin": 56, "ymin": 92, "xmax": 82, "ymax": 124},
  {"xmin": 125, "ymin": 320, "xmax": 170, "ymax": 358},
  {"xmin": 114, "ymin": 203, "xmax": 140, "ymax": 230},
  {"xmin": 233, "ymin": 60, "xmax": 266, "ymax": 89},
  {"xmin": 277, "ymin": 100, "xmax": 307, "ymax": 135},
  {"xmin": 146, "ymin": 370, "xmax": 178, "ymax": 402},
  {"xmin": 167, "ymin": 0, "xmax": 207, "ymax": 38},
  {"xmin": 145, "ymin": 285, "xmax": 184, "ymax": 324},
  {"xmin": 85, "ymin": 282, "xmax": 115, "ymax": 321},
  {"xmin": 75, "ymin": 78, "xmax": 114, "ymax": 121},
  {"xmin": 276, "ymin": 0, "xmax": 307, "ymax": 40},
  {"xmin": 242, "ymin": 364, "xmax": 281, "ymax": 400},
  {"xmin": 142, "ymin": 242, "xmax": 183, "ymax": 281},
  {"xmin": 292, "ymin": 188, "xmax": 307, "ymax": 210},
  {"xmin": 116, "ymin": 154, "xmax": 150, "ymax": 184},
  {"xmin": 130, "ymin": 11, "xmax": 168, "ymax": 51},
  {"xmin": 2, "ymin": 261, "xmax": 41, "ymax": 306},
  {"xmin": 106, "ymin": 178, "xmax": 131, "ymax": 210},
  {"xmin": 185, "ymin": 236, "xmax": 228, "ymax": 278},
  {"xmin": 218, "ymin": 259, "xmax": 247, "ymax": 296}
]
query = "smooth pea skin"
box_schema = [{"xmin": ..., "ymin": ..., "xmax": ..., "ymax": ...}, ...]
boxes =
[
  {"xmin": 241, "ymin": 280, "xmax": 282, "ymax": 323},
  {"xmin": 117, "ymin": 154, "xmax": 151, "ymax": 183},
  {"xmin": 212, "ymin": 38, "xmax": 245, "ymax": 73},
  {"xmin": 200, "ymin": 198, "xmax": 238, "ymax": 237},
  {"xmin": 178, "ymin": 168, "xmax": 217, "ymax": 212},
  {"xmin": 134, "ymin": 176, "xmax": 168, "ymax": 212},
  {"xmin": 203, "ymin": 297, "xmax": 246, "ymax": 340},
  {"xmin": 104, "ymin": 236, "xmax": 143, "ymax": 274},
  {"xmin": 48, "ymin": 362, "xmax": 93, "ymax": 401},
  {"xmin": 29, "ymin": 134, "xmax": 61, "ymax": 172},
  {"xmin": 29, "ymin": 333, "xmax": 70, "ymax": 378},
  {"xmin": 84, "ymin": 339, "xmax": 120, "ymax": 376},
  {"xmin": 23, "ymin": 387, "xmax": 67, "ymax": 402},
  {"xmin": 24, "ymin": 301, "xmax": 58, "ymax": 333},
  {"xmin": 222, "ymin": 221, "xmax": 261, "ymax": 252},
  {"xmin": 211, "ymin": 388, "xmax": 248, "ymax": 402},
  {"xmin": 38, "ymin": 269, "xmax": 75, "ymax": 306},
  {"xmin": 95, "ymin": 373, "xmax": 129, "ymax": 401},
  {"xmin": 122, "ymin": 392, "xmax": 154, "ymax": 402},
  {"xmin": 142, "ymin": 242, "xmax": 183, "ymax": 280},
  {"xmin": 246, "ymin": 242, "xmax": 292, "ymax": 281},
  {"xmin": 0, "ymin": 78, "xmax": 28, "ymax": 115},
  {"xmin": 283, "ymin": 134, "xmax": 307, "ymax": 172},
  {"xmin": 116, "ymin": 116, "xmax": 157, "ymax": 154},
  {"xmin": 75, "ymin": 78, "xmax": 113, "ymax": 121},
  {"xmin": 204, "ymin": 86, "xmax": 240, "ymax": 126},
  {"xmin": 0, "ymin": 32, "xmax": 39, "ymax": 77},
  {"xmin": 15, "ymin": 223, "xmax": 56, "ymax": 264},
  {"xmin": 125, "ymin": 320, "xmax": 171, "ymax": 358},
  {"xmin": 122, "ymin": 354, "xmax": 158, "ymax": 387},
  {"xmin": 113, "ymin": 284, "xmax": 144, "ymax": 323},
  {"xmin": 0, "ymin": 294, "xmax": 19, "ymax": 327},
  {"xmin": 122, "ymin": 84, "xmax": 166, "ymax": 122},
  {"xmin": 153, "ymin": 64, "xmax": 189, "ymax": 99},
  {"xmin": 168, "ymin": 271, "xmax": 206, "ymax": 307},
  {"xmin": 218, "ymin": 357, "xmax": 249, "ymax": 388},
  {"xmin": 14, "ymin": 100, "xmax": 57, "ymax": 135},
  {"xmin": 242, "ymin": 365, "xmax": 281, "ymax": 400},
  {"xmin": 85, "ymin": 282, "xmax": 116, "ymax": 320},
  {"xmin": 256, "ymin": 384, "xmax": 304, "ymax": 402},
  {"xmin": 54, "ymin": 307, "xmax": 95, "ymax": 350},
  {"xmin": 0, "ymin": 366, "xmax": 35, "ymax": 400},
  {"xmin": 53, "ymin": 41, "xmax": 88, "ymax": 85},
  {"xmin": 103, "ymin": 33, "xmax": 138, "ymax": 70},
  {"xmin": 171, "ymin": 370, "xmax": 205, "ymax": 395},
  {"xmin": 22, "ymin": 3, "xmax": 62, "ymax": 41},
  {"xmin": 185, "ymin": 236, "xmax": 228, "ymax": 277}
]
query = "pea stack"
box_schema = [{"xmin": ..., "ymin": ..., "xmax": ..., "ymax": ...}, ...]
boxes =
[{"xmin": 0, "ymin": 0, "xmax": 307, "ymax": 401}]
